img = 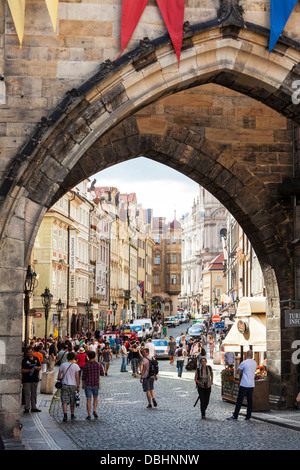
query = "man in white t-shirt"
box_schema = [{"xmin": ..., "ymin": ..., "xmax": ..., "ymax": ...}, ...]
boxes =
[
  {"xmin": 88, "ymin": 339, "xmax": 99, "ymax": 354},
  {"xmin": 146, "ymin": 339, "xmax": 156, "ymax": 358},
  {"xmin": 58, "ymin": 352, "xmax": 80, "ymax": 422},
  {"xmin": 227, "ymin": 350, "xmax": 257, "ymax": 421}
]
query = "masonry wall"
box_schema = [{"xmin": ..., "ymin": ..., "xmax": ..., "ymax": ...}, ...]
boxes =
[{"xmin": 1, "ymin": 0, "xmax": 300, "ymax": 184}]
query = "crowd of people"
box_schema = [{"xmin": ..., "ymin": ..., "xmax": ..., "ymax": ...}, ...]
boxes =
[{"xmin": 21, "ymin": 320, "xmax": 258, "ymax": 423}]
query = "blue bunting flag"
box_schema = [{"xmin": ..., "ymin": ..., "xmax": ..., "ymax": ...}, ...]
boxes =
[{"xmin": 269, "ymin": 0, "xmax": 298, "ymax": 52}]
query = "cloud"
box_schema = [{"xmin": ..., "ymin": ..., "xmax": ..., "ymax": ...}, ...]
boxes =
[{"xmin": 95, "ymin": 157, "xmax": 199, "ymax": 221}]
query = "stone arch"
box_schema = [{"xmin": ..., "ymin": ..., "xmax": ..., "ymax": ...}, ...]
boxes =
[
  {"xmin": 1, "ymin": 23, "xmax": 300, "ymax": 437},
  {"xmin": 1, "ymin": 24, "xmax": 300, "ymax": 244}
]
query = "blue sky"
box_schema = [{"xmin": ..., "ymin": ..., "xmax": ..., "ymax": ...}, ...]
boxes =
[{"xmin": 95, "ymin": 157, "xmax": 199, "ymax": 221}]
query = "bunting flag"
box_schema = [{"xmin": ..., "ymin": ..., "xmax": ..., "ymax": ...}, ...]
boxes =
[
  {"xmin": 7, "ymin": 0, "xmax": 26, "ymax": 46},
  {"xmin": 120, "ymin": 0, "xmax": 185, "ymax": 64},
  {"xmin": 136, "ymin": 281, "xmax": 144, "ymax": 299},
  {"xmin": 269, "ymin": 0, "xmax": 298, "ymax": 52},
  {"xmin": 7, "ymin": 0, "xmax": 59, "ymax": 45},
  {"xmin": 45, "ymin": 0, "xmax": 59, "ymax": 34}
]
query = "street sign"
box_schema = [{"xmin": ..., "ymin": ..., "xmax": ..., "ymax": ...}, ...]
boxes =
[
  {"xmin": 214, "ymin": 321, "xmax": 225, "ymax": 329},
  {"xmin": 212, "ymin": 315, "xmax": 221, "ymax": 323},
  {"xmin": 285, "ymin": 310, "xmax": 300, "ymax": 327}
]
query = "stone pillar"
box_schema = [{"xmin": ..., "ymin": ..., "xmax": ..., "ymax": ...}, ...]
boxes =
[
  {"xmin": 0, "ymin": 192, "xmax": 44, "ymax": 438},
  {"xmin": 0, "ymin": 246, "xmax": 24, "ymax": 438}
]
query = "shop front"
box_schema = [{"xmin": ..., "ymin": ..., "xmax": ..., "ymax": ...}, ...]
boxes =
[{"xmin": 221, "ymin": 297, "xmax": 270, "ymax": 411}]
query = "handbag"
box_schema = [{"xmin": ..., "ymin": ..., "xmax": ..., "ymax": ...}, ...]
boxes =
[{"xmin": 55, "ymin": 363, "xmax": 73, "ymax": 389}]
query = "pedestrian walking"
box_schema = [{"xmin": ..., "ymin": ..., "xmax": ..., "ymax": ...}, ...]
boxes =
[
  {"xmin": 115, "ymin": 334, "xmax": 122, "ymax": 358},
  {"xmin": 195, "ymin": 357, "xmax": 213, "ymax": 419},
  {"xmin": 58, "ymin": 352, "xmax": 80, "ymax": 422},
  {"xmin": 33, "ymin": 344, "xmax": 44, "ymax": 380},
  {"xmin": 175, "ymin": 343, "xmax": 187, "ymax": 377},
  {"xmin": 82, "ymin": 350, "xmax": 104, "ymax": 420},
  {"xmin": 224, "ymin": 351, "xmax": 235, "ymax": 367},
  {"xmin": 21, "ymin": 346, "xmax": 42, "ymax": 413},
  {"xmin": 48, "ymin": 340, "xmax": 57, "ymax": 371},
  {"xmin": 208, "ymin": 335, "xmax": 214, "ymax": 359},
  {"xmin": 88, "ymin": 338, "xmax": 99, "ymax": 355},
  {"xmin": 120, "ymin": 341, "xmax": 128, "ymax": 372},
  {"xmin": 101, "ymin": 343, "xmax": 113, "ymax": 376},
  {"xmin": 130, "ymin": 343, "xmax": 142, "ymax": 377},
  {"xmin": 76, "ymin": 346, "xmax": 88, "ymax": 381},
  {"xmin": 227, "ymin": 350, "xmax": 257, "ymax": 421},
  {"xmin": 140, "ymin": 347, "xmax": 157, "ymax": 409},
  {"xmin": 57, "ymin": 344, "xmax": 69, "ymax": 366},
  {"xmin": 167, "ymin": 336, "xmax": 177, "ymax": 365},
  {"xmin": 146, "ymin": 338, "xmax": 156, "ymax": 358}
]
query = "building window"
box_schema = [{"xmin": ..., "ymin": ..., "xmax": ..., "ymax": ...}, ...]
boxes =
[
  {"xmin": 154, "ymin": 275, "xmax": 160, "ymax": 286},
  {"xmin": 171, "ymin": 274, "xmax": 176, "ymax": 285},
  {"xmin": 154, "ymin": 254, "xmax": 160, "ymax": 265}
]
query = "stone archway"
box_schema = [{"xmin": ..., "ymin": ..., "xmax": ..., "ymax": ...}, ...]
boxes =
[{"xmin": 1, "ymin": 23, "xmax": 300, "ymax": 437}]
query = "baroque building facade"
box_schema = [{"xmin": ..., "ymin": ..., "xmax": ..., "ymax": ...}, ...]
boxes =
[{"xmin": 179, "ymin": 187, "xmax": 227, "ymax": 312}]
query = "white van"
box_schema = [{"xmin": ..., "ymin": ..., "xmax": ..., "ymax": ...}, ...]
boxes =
[{"xmin": 133, "ymin": 318, "xmax": 153, "ymax": 339}]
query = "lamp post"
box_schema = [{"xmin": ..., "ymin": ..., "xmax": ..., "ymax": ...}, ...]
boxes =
[
  {"xmin": 56, "ymin": 298, "xmax": 64, "ymax": 339},
  {"xmin": 85, "ymin": 300, "xmax": 92, "ymax": 332},
  {"xmin": 41, "ymin": 287, "xmax": 53, "ymax": 350},
  {"xmin": 24, "ymin": 265, "xmax": 37, "ymax": 347},
  {"xmin": 112, "ymin": 301, "xmax": 118, "ymax": 326}
]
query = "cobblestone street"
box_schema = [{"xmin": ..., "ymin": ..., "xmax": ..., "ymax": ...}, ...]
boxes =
[{"xmin": 49, "ymin": 352, "xmax": 300, "ymax": 451}]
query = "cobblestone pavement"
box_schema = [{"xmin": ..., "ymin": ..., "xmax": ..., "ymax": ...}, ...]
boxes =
[{"xmin": 49, "ymin": 351, "xmax": 300, "ymax": 451}]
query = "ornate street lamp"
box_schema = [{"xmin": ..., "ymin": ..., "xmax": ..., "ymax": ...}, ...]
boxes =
[
  {"xmin": 41, "ymin": 287, "xmax": 53, "ymax": 349},
  {"xmin": 24, "ymin": 265, "xmax": 37, "ymax": 347},
  {"xmin": 112, "ymin": 300, "xmax": 118, "ymax": 326},
  {"xmin": 56, "ymin": 298, "xmax": 64, "ymax": 339}
]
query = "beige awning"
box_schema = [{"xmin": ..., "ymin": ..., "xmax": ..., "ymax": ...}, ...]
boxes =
[
  {"xmin": 236, "ymin": 296, "xmax": 266, "ymax": 317},
  {"xmin": 223, "ymin": 296, "xmax": 266, "ymax": 352}
]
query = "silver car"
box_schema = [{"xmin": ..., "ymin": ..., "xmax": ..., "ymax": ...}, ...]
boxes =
[{"xmin": 152, "ymin": 339, "xmax": 169, "ymax": 359}]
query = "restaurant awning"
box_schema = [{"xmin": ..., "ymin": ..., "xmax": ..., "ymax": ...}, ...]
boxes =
[
  {"xmin": 222, "ymin": 297, "xmax": 266, "ymax": 352},
  {"xmin": 236, "ymin": 296, "xmax": 266, "ymax": 317}
]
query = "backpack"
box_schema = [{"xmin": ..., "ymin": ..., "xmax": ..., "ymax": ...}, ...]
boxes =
[
  {"xmin": 177, "ymin": 348, "xmax": 183, "ymax": 357},
  {"xmin": 146, "ymin": 357, "xmax": 159, "ymax": 378}
]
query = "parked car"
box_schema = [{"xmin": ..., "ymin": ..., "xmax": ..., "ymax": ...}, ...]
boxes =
[
  {"xmin": 121, "ymin": 324, "xmax": 146, "ymax": 342},
  {"xmin": 187, "ymin": 324, "xmax": 204, "ymax": 339},
  {"xmin": 152, "ymin": 338, "xmax": 169, "ymax": 359},
  {"xmin": 133, "ymin": 319, "xmax": 153, "ymax": 338},
  {"xmin": 164, "ymin": 316, "xmax": 176, "ymax": 327},
  {"xmin": 174, "ymin": 315, "xmax": 180, "ymax": 326}
]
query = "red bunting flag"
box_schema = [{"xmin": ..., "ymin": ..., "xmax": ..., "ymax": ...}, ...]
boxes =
[
  {"xmin": 157, "ymin": 0, "xmax": 185, "ymax": 64},
  {"xmin": 120, "ymin": 0, "xmax": 185, "ymax": 64}
]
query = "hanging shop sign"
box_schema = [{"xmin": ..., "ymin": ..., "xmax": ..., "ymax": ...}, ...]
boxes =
[
  {"xmin": 237, "ymin": 319, "xmax": 249, "ymax": 334},
  {"xmin": 69, "ymin": 230, "xmax": 76, "ymax": 306}
]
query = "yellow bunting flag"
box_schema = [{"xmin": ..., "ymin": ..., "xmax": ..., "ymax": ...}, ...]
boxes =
[
  {"xmin": 7, "ymin": 0, "xmax": 25, "ymax": 46},
  {"xmin": 45, "ymin": 0, "xmax": 59, "ymax": 34}
]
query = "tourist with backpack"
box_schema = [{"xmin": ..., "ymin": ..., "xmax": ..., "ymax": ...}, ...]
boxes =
[
  {"xmin": 194, "ymin": 356, "xmax": 213, "ymax": 419},
  {"xmin": 140, "ymin": 347, "xmax": 158, "ymax": 409},
  {"xmin": 175, "ymin": 343, "xmax": 187, "ymax": 377}
]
